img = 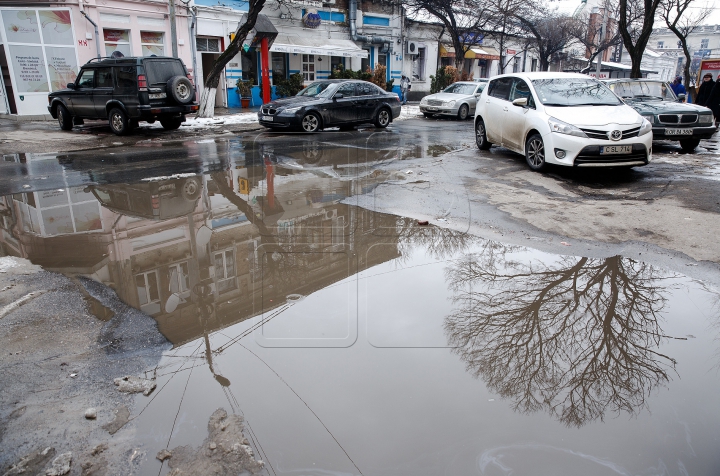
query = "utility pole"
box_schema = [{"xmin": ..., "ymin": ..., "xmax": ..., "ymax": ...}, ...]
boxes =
[
  {"xmin": 595, "ymin": 6, "xmax": 607, "ymax": 78},
  {"xmin": 169, "ymin": 0, "xmax": 178, "ymax": 58}
]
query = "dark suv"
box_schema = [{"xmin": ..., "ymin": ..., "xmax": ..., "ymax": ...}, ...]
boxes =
[{"xmin": 48, "ymin": 56, "xmax": 198, "ymax": 136}]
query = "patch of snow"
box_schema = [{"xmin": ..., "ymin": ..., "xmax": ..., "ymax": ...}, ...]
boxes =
[
  {"xmin": 141, "ymin": 173, "xmax": 199, "ymax": 182},
  {"xmin": 141, "ymin": 112, "xmax": 260, "ymax": 131},
  {"xmin": 0, "ymin": 257, "xmax": 19, "ymax": 273},
  {"xmin": 396, "ymin": 105, "xmax": 421, "ymax": 121}
]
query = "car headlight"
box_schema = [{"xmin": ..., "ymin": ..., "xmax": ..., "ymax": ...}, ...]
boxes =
[
  {"xmin": 638, "ymin": 118, "xmax": 652, "ymax": 136},
  {"xmin": 420, "ymin": 97, "xmax": 428, "ymax": 105},
  {"xmin": 278, "ymin": 106, "xmax": 302, "ymax": 116},
  {"xmin": 641, "ymin": 114, "xmax": 654, "ymax": 124},
  {"xmin": 444, "ymin": 100, "xmax": 456, "ymax": 107},
  {"xmin": 699, "ymin": 114, "xmax": 714, "ymax": 124},
  {"xmin": 547, "ymin": 117, "xmax": 587, "ymax": 138}
]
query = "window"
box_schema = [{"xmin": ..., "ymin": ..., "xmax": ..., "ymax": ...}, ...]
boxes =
[
  {"xmin": 412, "ymin": 47, "xmax": 426, "ymax": 81},
  {"xmin": 510, "ymin": 78, "xmax": 534, "ymax": 107},
  {"xmin": 488, "ymin": 77, "xmax": 512, "ymax": 100},
  {"xmin": 214, "ymin": 250, "xmax": 237, "ymax": 294},
  {"xmin": 196, "ymin": 37, "xmax": 221, "ymax": 52},
  {"xmin": 302, "ymin": 54, "xmax": 315, "ymax": 82},
  {"xmin": 361, "ymin": 49, "xmax": 370, "ymax": 72},
  {"xmin": 141, "ymin": 31, "xmax": 164, "ymax": 56},
  {"xmin": 302, "ymin": 10, "xmax": 345, "ymax": 22},
  {"xmin": 677, "ymin": 40, "xmax": 682, "ymax": 48},
  {"xmin": 330, "ymin": 56, "xmax": 343, "ymax": 71},
  {"xmin": 512, "ymin": 56, "xmax": 521, "ymax": 73},
  {"xmin": 271, "ymin": 52, "xmax": 286, "ymax": 83},
  {"xmin": 701, "ymin": 38, "xmax": 709, "ymax": 49},
  {"xmin": 135, "ymin": 270, "xmax": 160, "ymax": 314},
  {"xmin": 363, "ymin": 15, "xmax": 390, "ymax": 26},
  {"xmin": 378, "ymin": 53, "xmax": 387, "ymax": 69},
  {"xmin": 531, "ymin": 58, "xmax": 538, "ymax": 72},
  {"xmin": 241, "ymin": 49, "xmax": 257, "ymax": 83},
  {"xmin": 335, "ymin": 82, "xmax": 356, "ymax": 97},
  {"xmin": 76, "ymin": 69, "xmax": 94, "ymax": 88},
  {"xmin": 115, "ymin": 66, "xmax": 137, "ymax": 90},
  {"xmin": 168, "ymin": 262, "xmax": 190, "ymax": 295},
  {"xmin": 103, "ymin": 29, "xmax": 131, "ymax": 57},
  {"xmin": 657, "ymin": 41, "xmax": 664, "ymax": 49},
  {"xmin": 95, "ymin": 68, "xmax": 113, "ymax": 88}
]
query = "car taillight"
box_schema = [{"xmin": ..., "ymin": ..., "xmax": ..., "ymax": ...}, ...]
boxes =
[{"xmin": 138, "ymin": 74, "xmax": 148, "ymax": 91}]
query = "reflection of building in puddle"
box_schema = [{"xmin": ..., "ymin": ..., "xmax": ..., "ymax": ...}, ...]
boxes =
[
  {"xmin": 444, "ymin": 249, "xmax": 679, "ymax": 427},
  {"xmin": 0, "ymin": 161, "xmax": 403, "ymax": 346}
]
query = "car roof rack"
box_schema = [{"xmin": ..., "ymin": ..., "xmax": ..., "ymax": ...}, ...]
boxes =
[{"xmin": 84, "ymin": 56, "xmax": 137, "ymax": 64}]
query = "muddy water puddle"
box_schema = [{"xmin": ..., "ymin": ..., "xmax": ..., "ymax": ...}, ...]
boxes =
[{"xmin": 1, "ymin": 136, "xmax": 719, "ymax": 475}]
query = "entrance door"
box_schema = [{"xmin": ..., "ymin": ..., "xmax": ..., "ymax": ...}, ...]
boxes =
[{"xmin": 201, "ymin": 52, "xmax": 226, "ymax": 107}]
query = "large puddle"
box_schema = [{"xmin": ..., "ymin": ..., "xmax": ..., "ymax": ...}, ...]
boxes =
[{"xmin": 1, "ymin": 136, "xmax": 719, "ymax": 475}]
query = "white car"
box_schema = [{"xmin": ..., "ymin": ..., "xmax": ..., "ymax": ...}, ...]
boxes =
[
  {"xmin": 420, "ymin": 81, "xmax": 485, "ymax": 120},
  {"xmin": 474, "ymin": 72, "xmax": 653, "ymax": 171}
]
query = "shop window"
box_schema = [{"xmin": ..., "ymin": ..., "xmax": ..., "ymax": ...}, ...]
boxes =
[
  {"xmin": 136, "ymin": 270, "xmax": 161, "ymax": 314},
  {"xmin": 361, "ymin": 49, "xmax": 370, "ymax": 72},
  {"xmin": 512, "ymin": 56, "xmax": 521, "ymax": 73},
  {"xmin": 241, "ymin": 49, "xmax": 257, "ymax": 83},
  {"xmin": 363, "ymin": 15, "xmax": 390, "ymax": 26},
  {"xmin": 214, "ymin": 249, "xmax": 237, "ymax": 294},
  {"xmin": 479, "ymin": 59, "xmax": 488, "ymax": 78},
  {"xmin": 378, "ymin": 53, "xmax": 387, "ymax": 68},
  {"xmin": 412, "ymin": 47, "xmax": 426, "ymax": 81},
  {"xmin": 271, "ymin": 52, "xmax": 286, "ymax": 83},
  {"xmin": 302, "ymin": 54, "xmax": 315, "ymax": 82},
  {"xmin": 330, "ymin": 56, "xmax": 344, "ymax": 71},
  {"xmin": 103, "ymin": 29, "xmax": 131, "ymax": 57},
  {"xmin": 141, "ymin": 31, "xmax": 164, "ymax": 56},
  {"xmin": 196, "ymin": 37, "xmax": 221, "ymax": 53},
  {"xmin": 701, "ymin": 38, "xmax": 709, "ymax": 49}
]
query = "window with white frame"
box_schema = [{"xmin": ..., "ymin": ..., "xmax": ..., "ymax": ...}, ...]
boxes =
[
  {"xmin": 103, "ymin": 29, "xmax": 131, "ymax": 57},
  {"xmin": 168, "ymin": 262, "xmax": 190, "ymax": 296},
  {"xmin": 412, "ymin": 47, "xmax": 426, "ymax": 81},
  {"xmin": 302, "ymin": 54, "xmax": 315, "ymax": 82},
  {"xmin": 141, "ymin": 31, "xmax": 164, "ymax": 56},
  {"xmin": 135, "ymin": 270, "xmax": 161, "ymax": 314},
  {"xmin": 248, "ymin": 240, "xmax": 262, "ymax": 282},
  {"xmin": 214, "ymin": 249, "xmax": 237, "ymax": 294},
  {"xmin": 657, "ymin": 41, "xmax": 664, "ymax": 49}
]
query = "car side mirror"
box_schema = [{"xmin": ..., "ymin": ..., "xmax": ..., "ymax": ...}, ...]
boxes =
[
  {"xmin": 677, "ymin": 93, "xmax": 686, "ymax": 102},
  {"xmin": 334, "ymin": 93, "xmax": 344, "ymax": 100},
  {"xmin": 512, "ymin": 97, "xmax": 528, "ymax": 107},
  {"xmin": 66, "ymin": 83, "xmax": 75, "ymax": 89}
]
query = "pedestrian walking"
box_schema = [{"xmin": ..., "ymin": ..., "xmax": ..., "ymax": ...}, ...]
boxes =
[
  {"xmin": 706, "ymin": 76, "xmax": 720, "ymax": 122},
  {"xmin": 695, "ymin": 73, "xmax": 715, "ymax": 107},
  {"xmin": 670, "ymin": 76, "xmax": 686, "ymax": 100},
  {"xmin": 400, "ymin": 75, "xmax": 411, "ymax": 105}
]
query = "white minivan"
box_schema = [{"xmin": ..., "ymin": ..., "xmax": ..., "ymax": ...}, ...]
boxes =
[{"xmin": 474, "ymin": 72, "xmax": 653, "ymax": 171}]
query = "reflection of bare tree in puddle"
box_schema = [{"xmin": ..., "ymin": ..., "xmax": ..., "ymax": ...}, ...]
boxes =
[
  {"xmin": 445, "ymin": 253, "xmax": 679, "ymax": 427},
  {"xmin": 395, "ymin": 221, "xmax": 479, "ymax": 261}
]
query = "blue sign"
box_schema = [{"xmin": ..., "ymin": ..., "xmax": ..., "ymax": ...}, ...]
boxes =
[{"xmin": 303, "ymin": 12, "xmax": 321, "ymax": 29}]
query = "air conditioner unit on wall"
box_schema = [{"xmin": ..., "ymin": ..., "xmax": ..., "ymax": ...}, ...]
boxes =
[{"xmin": 406, "ymin": 41, "xmax": 418, "ymax": 55}]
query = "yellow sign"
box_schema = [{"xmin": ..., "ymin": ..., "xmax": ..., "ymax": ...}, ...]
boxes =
[{"xmin": 239, "ymin": 178, "xmax": 250, "ymax": 194}]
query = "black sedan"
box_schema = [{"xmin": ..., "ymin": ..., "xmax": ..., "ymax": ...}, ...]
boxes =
[{"xmin": 258, "ymin": 79, "xmax": 402, "ymax": 132}]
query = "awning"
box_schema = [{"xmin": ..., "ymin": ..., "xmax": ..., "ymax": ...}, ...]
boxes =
[
  {"xmin": 270, "ymin": 34, "xmax": 368, "ymax": 58},
  {"xmin": 440, "ymin": 44, "xmax": 500, "ymax": 60}
]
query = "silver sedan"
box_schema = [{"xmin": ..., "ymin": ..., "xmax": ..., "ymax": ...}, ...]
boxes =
[{"xmin": 419, "ymin": 81, "xmax": 486, "ymax": 120}]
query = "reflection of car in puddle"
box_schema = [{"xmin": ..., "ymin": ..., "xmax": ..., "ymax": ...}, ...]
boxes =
[{"xmin": 89, "ymin": 176, "xmax": 202, "ymax": 220}]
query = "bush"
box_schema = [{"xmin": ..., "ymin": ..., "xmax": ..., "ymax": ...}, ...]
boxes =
[
  {"xmin": 370, "ymin": 64, "xmax": 387, "ymax": 90},
  {"xmin": 430, "ymin": 66, "xmax": 459, "ymax": 93},
  {"xmin": 276, "ymin": 73, "xmax": 305, "ymax": 98},
  {"xmin": 386, "ymin": 78, "xmax": 395, "ymax": 92},
  {"xmin": 329, "ymin": 65, "xmax": 373, "ymax": 82}
]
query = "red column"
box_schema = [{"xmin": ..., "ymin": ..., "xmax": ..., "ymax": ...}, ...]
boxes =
[
  {"xmin": 263, "ymin": 153, "xmax": 274, "ymax": 210},
  {"xmin": 261, "ymin": 37, "xmax": 271, "ymax": 104}
]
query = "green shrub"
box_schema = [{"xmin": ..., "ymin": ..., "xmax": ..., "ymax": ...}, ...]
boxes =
[
  {"xmin": 275, "ymin": 73, "xmax": 305, "ymax": 97},
  {"xmin": 430, "ymin": 66, "xmax": 459, "ymax": 93}
]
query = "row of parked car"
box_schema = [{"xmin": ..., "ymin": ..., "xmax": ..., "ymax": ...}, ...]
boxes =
[{"xmin": 48, "ymin": 56, "xmax": 716, "ymax": 173}]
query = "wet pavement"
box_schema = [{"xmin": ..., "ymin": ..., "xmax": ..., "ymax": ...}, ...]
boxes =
[{"xmin": 1, "ymin": 120, "xmax": 720, "ymax": 475}]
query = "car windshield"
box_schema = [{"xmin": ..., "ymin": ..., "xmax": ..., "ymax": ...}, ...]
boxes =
[
  {"xmin": 531, "ymin": 78, "xmax": 621, "ymax": 106},
  {"xmin": 607, "ymin": 81, "xmax": 677, "ymax": 101},
  {"xmin": 297, "ymin": 82, "xmax": 335, "ymax": 98},
  {"xmin": 443, "ymin": 83, "xmax": 477, "ymax": 95}
]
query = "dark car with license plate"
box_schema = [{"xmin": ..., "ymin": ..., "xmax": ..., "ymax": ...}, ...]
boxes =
[
  {"xmin": 605, "ymin": 79, "xmax": 716, "ymax": 152},
  {"xmin": 48, "ymin": 56, "xmax": 198, "ymax": 136},
  {"xmin": 258, "ymin": 79, "xmax": 401, "ymax": 132}
]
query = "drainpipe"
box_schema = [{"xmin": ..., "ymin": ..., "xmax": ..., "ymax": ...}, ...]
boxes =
[
  {"xmin": 349, "ymin": 0, "xmax": 392, "ymax": 58},
  {"xmin": 188, "ymin": 6, "xmax": 198, "ymax": 93},
  {"xmin": 80, "ymin": 11, "xmax": 101, "ymax": 59}
]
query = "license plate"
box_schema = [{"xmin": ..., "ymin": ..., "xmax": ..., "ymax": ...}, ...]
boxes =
[
  {"xmin": 427, "ymin": 107, "xmax": 437, "ymax": 111},
  {"xmin": 600, "ymin": 145, "xmax": 632, "ymax": 155},
  {"xmin": 665, "ymin": 128, "xmax": 692, "ymax": 135},
  {"xmin": 149, "ymin": 93, "xmax": 166, "ymax": 99},
  {"xmin": 262, "ymin": 116, "xmax": 273, "ymax": 121}
]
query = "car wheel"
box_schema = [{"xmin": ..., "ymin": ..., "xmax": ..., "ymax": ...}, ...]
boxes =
[
  {"xmin": 108, "ymin": 108, "xmax": 131, "ymax": 136},
  {"xmin": 160, "ymin": 117, "xmax": 183, "ymax": 130},
  {"xmin": 679, "ymin": 138, "xmax": 701, "ymax": 153},
  {"xmin": 475, "ymin": 119, "xmax": 492, "ymax": 150},
  {"xmin": 457, "ymin": 104, "xmax": 469, "ymax": 120},
  {"xmin": 525, "ymin": 133, "xmax": 546, "ymax": 171},
  {"xmin": 423, "ymin": 113, "xmax": 434, "ymax": 118},
  {"xmin": 301, "ymin": 112, "xmax": 321, "ymax": 133},
  {"xmin": 56, "ymin": 104, "xmax": 73, "ymax": 131},
  {"xmin": 166, "ymin": 76, "xmax": 195, "ymax": 105},
  {"xmin": 374, "ymin": 108, "xmax": 391, "ymax": 128},
  {"xmin": 181, "ymin": 177, "xmax": 201, "ymax": 201}
]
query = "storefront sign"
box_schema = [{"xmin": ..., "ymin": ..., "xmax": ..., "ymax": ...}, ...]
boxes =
[
  {"xmin": 46, "ymin": 46, "xmax": 78, "ymax": 91},
  {"xmin": 2, "ymin": 10, "xmax": 41, "ymax": 44},
  {"xmin": 506, "ymin": 49, "xmax": 516, "ymax": 55},
  {"xmin": 39, "ymin": 10, "xmax": 73, "ymax": 45},
  {"xmin": 8, "ymin": 45, "xmax": 49, "ymax": 93},
  {"xmin": 302, "ymin": 11, "xmax": 321, "ymax": 28}
]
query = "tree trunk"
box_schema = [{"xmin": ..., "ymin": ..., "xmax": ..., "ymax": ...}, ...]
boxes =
[{"xmin": 196, "ymin": 0, "xmax": 266, "ymax": 118}]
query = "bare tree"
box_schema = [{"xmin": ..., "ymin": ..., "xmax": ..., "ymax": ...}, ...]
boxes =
[
  {"xmin": 400, "ymin": 0, "xmax": 495, "ymax": 69},
  {"xmin": 661, "ymin": 0, "xmax": 713, "ymax": 99},
  {"xmin": 617, "ymin": 0, "xmax": 663, "ymax": 78},
  {"xmin": 572, "ymin": 1, "xmax": 623, "ymax": 74},
  {"xmin": 484, "ymin": 0, "xmax": 525, "ymax": 74},
  {"xmin": 197, "ymin": 0, "xmax": 267, "ymax": 118},
  {"xmin": 515, "ymin": 6, "xmax": 578, "ymax": 72},
  {"xmin": 444, "ymin": 252, "xmax": 680, "ymax": 427}
]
